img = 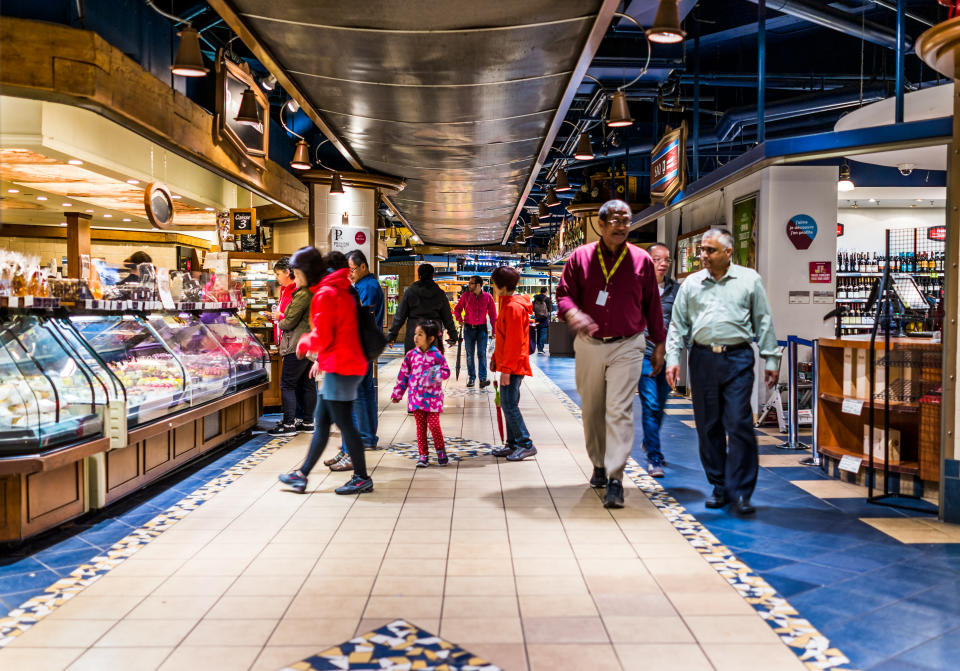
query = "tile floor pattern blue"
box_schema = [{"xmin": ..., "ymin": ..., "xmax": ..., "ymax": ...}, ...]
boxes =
[{"xmin": 538, "ymin": 354, "xmax": 960, "ymax": 671}]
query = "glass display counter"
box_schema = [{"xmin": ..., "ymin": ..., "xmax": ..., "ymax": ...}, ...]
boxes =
[
  {"xmin": 145, "ymin": 314, "xmax": 234, "ymax": 405},
  {"xmin": 201, "ymin": 311, "xmax": 270, "ymax": 390}
]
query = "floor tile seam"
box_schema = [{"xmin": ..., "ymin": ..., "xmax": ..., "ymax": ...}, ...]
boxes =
[
  {"xmin": 0, "ymin": 435, "xmax": 299, "ymax": 649},
  {"xmin": 530, "ymin": 360, "xmax": 861, "ymax": 671}
]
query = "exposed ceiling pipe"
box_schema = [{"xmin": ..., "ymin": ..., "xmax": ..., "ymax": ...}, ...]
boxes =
[{"xmin": 743, "ymin": 0, "xmax": 910, "ymax": 51}]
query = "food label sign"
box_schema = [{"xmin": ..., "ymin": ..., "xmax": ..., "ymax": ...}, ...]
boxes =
[
  {"xmin": 786, "ymin": 214, "xmax": 817, "ymax": 250},
  {"xmin": 809, "ymin": 261, "xmax": 832, "ymax": 283},
  {"xmin": 229, "ymin": 208, "xmax": 257, "ymax": 235}
]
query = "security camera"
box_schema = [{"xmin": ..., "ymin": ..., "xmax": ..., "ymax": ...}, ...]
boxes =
[{"xmin": 898, "ymin": 163, "xmax": 915, "ymax": 176}]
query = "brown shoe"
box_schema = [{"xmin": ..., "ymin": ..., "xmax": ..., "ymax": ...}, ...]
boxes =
[
  {"xmin": 323, "ymin": 454, "xmax": 343, "ymax": 467},
  {"xmin": 329, "ymin": 454, "xmax": 354, "ymax": 472}
]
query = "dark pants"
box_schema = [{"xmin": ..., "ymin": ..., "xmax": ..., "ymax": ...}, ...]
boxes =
[
  {"xmin": 300, "ymin": 397, "xmax": 367, "ymax": 479},
  {"xmin": 689, "ymin": 346, "xmax": 758, "ymax": 500},
  {"xmin": 463, "ymin": 324, "xmax": 488, "ymax": 382},
  {"xmin": 638, "ymin": 355, "xmax": 671, "ymax": 465},
  {"xmin": 341, "ymin": 361, "xmax": 378, "ymax": 453},
  {"xmin": 535, "ymin": 319, "xmax": 548, "ymax": 352},
  {"xmin": 500, "ymin": 376, "xmax": 532, "ymax": 449},
  {"xmin": 280, "ymin": 354, "xmax": 316, "ymax": 425}
]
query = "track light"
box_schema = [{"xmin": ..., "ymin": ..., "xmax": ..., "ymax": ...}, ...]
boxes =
[
  {"xmin": 838, "ymin": 161, "xmax": 855, "ymax": 192},
  {"xmin": 555, "ymin": 168, "xmax": 571, "ymax": 192},
  {"xmin": 329, "ymin": 171, "xmax": 345, "ymax": 195},
  {"xmin": 574, "ymin": 132, "xmax": 594, "ymax": 161},
  {"xmin": 286, "ymin": 98, "xmax": 300, "ymax": 113},
  {"xmin": 290, "ymin": 140, "xmax": 311, "ymax": 170},
  {"xmin": 170, "ymin": 26, "xmax": 209, "ymax": 77},
  {"xmin": 234, "ymin": 87, "xmax": 260, "ymax": 125},
  {"xmin": 262, "ymin": 74, "xmax": 277, "ymax": 91},
  {"xmin": 646, "ymin": 1, "xmax": 686, "ymax": 44},
  {"xmin": 538, "ymin": 200, "xmax": 550, "ymax": 218},
  {"xmin": 607, "ymin": 91, "xmax": 634, "ymax": 127},
  {"xmin": 546, "ymin": 187, "xmax": 561, "ymax": 208}
]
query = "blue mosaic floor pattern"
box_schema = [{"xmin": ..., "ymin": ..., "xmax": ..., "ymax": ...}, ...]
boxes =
[{"xmin": 536, "ymin": 353, "xmax": 960, "ymax": 671}]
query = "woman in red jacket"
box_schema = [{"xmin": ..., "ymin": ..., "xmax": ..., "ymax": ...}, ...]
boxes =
[{"xmin": 278, "ymin": 248, "xmax": 373, "ymax": 495}]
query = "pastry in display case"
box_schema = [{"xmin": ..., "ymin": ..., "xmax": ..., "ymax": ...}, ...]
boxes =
[
  {"xmin": 201, "ymin": 311, "xmax": 270, "ymax": 389},
  {"xmin": 145, "ymin": 314, "xmax": 235, "ymax": 405}
]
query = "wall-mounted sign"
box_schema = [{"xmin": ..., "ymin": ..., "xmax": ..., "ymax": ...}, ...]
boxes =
[
  {"xmin": 837, "ymin": 222, "xmax": 844, "ymax": 237},
  {"xmin": 927, "ymin": 225, "xmax": 947, "ymax": 241},
  {"xmin": 216, "ymin": 52, "xmax": 269, "ymax": 164},
  {"xmin": 650, "ymin": 122, "xmax": 687, "ymax": 204},
  {"xmin": 809, "ymin": 261, "xmax": 832, "ymax": 283},
  {"xmin": 229, "ymin": 208, "xmax": 257, "ymax": 235},
  {"xmin": 732, "ymin": 193, "xmax": 757, "ymax": 269},
  {"xmin": 786, "ymin": 214, "xmax": 817, "ymax": 250},
  {"xmin": 144, "ymin": 182, "xmax": 175, "ymax": 229},
  {"xmin": 330, "ymin": 225, "xmax": 371, "ymax": 255},
  {"xmin": 788, "ymin": 290, "xmax": 811, "ymax": 304}
]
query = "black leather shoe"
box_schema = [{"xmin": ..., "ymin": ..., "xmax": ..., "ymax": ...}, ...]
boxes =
[
  {"xmin": 603, "ymin": 479, "xmax": 624, "ymax": 509},
  {"xmin": 704, "ymin": 488, "xmax": 729, "ymax": 509},
  {"xmin": 731, "ymin": 496, "xmax": 756, "ymax": 515},
  {"xmin": 589, "ymin": 466, "xmax": 607, "ymax": 488}
]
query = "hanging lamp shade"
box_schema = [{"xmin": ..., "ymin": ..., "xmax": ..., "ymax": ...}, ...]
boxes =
[
  {"xmin": 290, "ymin": 140, "xmax": 311, "ymax": 170},
  {"xmin": 607, "ymin": 91, "xmax": 634, "ymax": 127},
  {"xmin": 234, "ymin": 88, "xmax": 260, "ymax": 125},
  {"xmin": 546, "ymin": 187, "xmax": 561, "ymax": 207},
  {"xmin": 646, "ymin": 1, "xmax": 686, "ymax": 44},
  {"xmin": 523, "ymin": 224, "xmax": 533, "ymax": 239},
  {"xmin": 171, "ymin": 26, "xmax": 209, "ymax": 77},
  {"xmin": 393, "ymin": 232, "xmax": 403, "ymax": 247},
  {"xmin": 837, "ymin": 162, "xmax": 855, "ymax": 192},
  {"xmin": 574, "ymin": 132, "xmax": 594, "ymax": 160},
  {"xmin": 538, "ymin": 200, "xmax": 550, "ymax": 218},
  {"xmin": 555, "ymin": 167, "xmax": 571, "ymax": 192},
  {"xmin": 530, "ymin": 214, "xmax": 541, "ymax": 229},
  {"xmin": 329, "ymin": 171, "xmax": 346, "ymax": 195}
]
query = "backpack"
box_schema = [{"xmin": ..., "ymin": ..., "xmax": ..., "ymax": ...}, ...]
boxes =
[
  {"xmin": 533, "ymin": 297, "xmax": 548, "ymax": 319},
  {"xmin": 351, "ymin": 287, "xmax": 387, "ymax": 362}
]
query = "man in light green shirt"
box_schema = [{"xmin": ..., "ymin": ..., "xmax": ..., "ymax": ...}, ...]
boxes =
[{"xmin": 665, "ymin": 229, "xmax": 780, "ymax": 516}]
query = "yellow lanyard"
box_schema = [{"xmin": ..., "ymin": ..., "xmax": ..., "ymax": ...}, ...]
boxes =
[{"xmin": 597, "ymin": 243, "xmax": 628, "ymax": 286}]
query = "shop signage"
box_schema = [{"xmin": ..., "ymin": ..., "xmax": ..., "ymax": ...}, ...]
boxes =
[
  {"xmin": 216, "ymin": 53, "xmax": 269, "ymax": 164},
  {"xmin": 786, "ymin": 214, "xmax": 817, "ymax": 250},
  {"xmin": 650, "ymin": 122, "xmax": 686, "ymax": 204},
  {"xmin": 330, "ymin": 224, "xmax": 371, "ymax": 255},
  {"xmin": 838, "ymin": 455, "xmax": 862, "ymax": 474},
  {"xmin": 927, "ymin": 225, "xmax": 947, "ymax": 242},
  {"xmin": 229, "ymin": 208, "xmax": 257, "ymax": 235},
  {"xmin": 809, "ymin": 261, "xmax": 832, "ymax": 283},
  {"xmin": 813, "ymin": 290, "xmax": 835, "ymax": 304},
  {"xmin": 732, "ymin": 193, "xmax": 757, "ymax": 269},
  {"xmin": 788, "ymin": 291, "xmax": 810, "ymax": 304},
  {"xmin": 837, "ymin": 222, "xmax": 844, "ymax": 237},
  {"xmin": 841, "ymin": 398, "xmax": 864, "ymax": 415}
]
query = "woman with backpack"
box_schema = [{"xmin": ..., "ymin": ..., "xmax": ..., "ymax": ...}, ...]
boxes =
[
  {"xmin": 532, "ymin": 288, "xmax": 553, "ymax": 354},
  {"xmin": 278, "ymin": 248, "xmax": 374, "ymax": 495}
]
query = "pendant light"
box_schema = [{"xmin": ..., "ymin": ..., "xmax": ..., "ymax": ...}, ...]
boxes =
[
  {"xmin": 234, "ymin": 87, "xmax": 260, "ymax": 125},
  {"xmin": 393, "ymin": 232, "xmax": 403, "ymax": 247},
  {"xmin": 538, "ymin": 200, "xmax": 550, "ymax": 218},
  {"xmin": 261, "ymin": 74, "xmax": 277, "ymax": 91},
  {"xmin": 646, "ymin": 1, "xmax": 686, "ymax": 44},
  {"xmin": 530, "ymin": 214, "xmax": 541, "ymax": 229},
  {"xmin": 546, "ymin": 187, "xmax": 561, "ymax": 208},
  {"xmin": 170, "ymin": 26, "xmax": 209, "ymax": 77},
  {"xmin": 574, "ymin": 132, "xmax": 594, "ymax": 161},
  {"xmin": 523, "ymin": 224, "xmax": 533, "ymax": 239},
  {"xmin": 329, "ymin": 171, "xmax": 345, "ymax": 196},
  {"xmin": 837, "ymin": 161, "xmax": 855, "ymax": 192},
  {"xmin": 290, "ymin": 139, "xmax": 311, "ymax": 170},
  {"xmin": 607, "ymin": 91, "xmax": 634, "ymax": 127},
  {"xmin": 556, "ymin": 167, "xmax": 571, "ymax": 192}
]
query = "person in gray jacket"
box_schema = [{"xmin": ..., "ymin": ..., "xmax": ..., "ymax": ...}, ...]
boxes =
[
  {"xmin": 386, "ymin": 263, "xmax": 458, "ymax": 353},
  {"xmin": 269, "ymin": 273, "xmax": 316, "ymax": 437}
]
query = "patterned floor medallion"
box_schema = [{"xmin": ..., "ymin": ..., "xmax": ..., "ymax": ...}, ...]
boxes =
[
  {"xmin": 387, "ymin": 436, "xmax": 494, "ymax": 463},
  {"xmin": 443, "ymin": 387, "xmax": 491, "ymax": 398},
  {"xmin": 281, "ymin": 619, "xmax": 502, "ymax": 671}
]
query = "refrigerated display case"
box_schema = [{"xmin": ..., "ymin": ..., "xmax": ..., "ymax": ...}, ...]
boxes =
[
  {"xmin": 145, "ymin": 313, "xmax": 234, "ymax": 405},
  {"xmin": 201, "ymin": 311, "xmax": 270, "ymax": 390}
]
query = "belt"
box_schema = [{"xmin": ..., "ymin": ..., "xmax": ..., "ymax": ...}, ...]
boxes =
[
  {"xmin": 589, "ymin": 333, "xmax": 638, "ymax": 344},
  {"xmin": 464, "ymin": 323, "xmax": 486, "ymax": 328},
  {"xmin": 693, "ymin": 342, "xmax": 752, "ymax": 354}
]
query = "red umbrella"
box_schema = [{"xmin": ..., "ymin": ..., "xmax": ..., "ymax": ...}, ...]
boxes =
[{"xmin": 493, "ymin": 380, "xmax": 505, "ymax": 444}]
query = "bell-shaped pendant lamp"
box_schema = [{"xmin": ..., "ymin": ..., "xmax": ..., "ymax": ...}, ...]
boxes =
[
  {"xmin": 555, "ymin": 167, "xmax": 571, "ymax": 192},
  {"xmin": 171, "ymin": 26, "xmax": 209, "ymax": 77},
  {"xmin": 530, "ymin": 214, "xmax": 541, "ymax": 229},
  {"xmin": 290, "ymin": 140, "xmax": 311, "ymax": 170},
  {"xmin": 329, "ymin": 171, "xmax": 346, "ymax": 195},
  {"xmin": 393, "ymin": 232, "xmax": 403, "ymax": 247},
  {"xmin": 574, "ymin": 132, "xmax": 594, "ymax": 161},
  {"xmin": 646, "ymin": 1, "xmax": 686, "ymax": 44},
  {"xmin": 523, "ymin": 224, "xmax": 533, "ymax": 239},
  {"xmin": 837, "ymin": 161, "xmax": 855, "ymax": 192},
  {"xmin": 607, "ymin": 90, "xmax": 634, "ymax": 127},
  {"xmin": 538, "ymin": 200, "xmax": 550, "ymax": 218},
  {"xmin": 234, "ymin": 87, "xmax": 260, "ymax": 126},
  {"xmin": 546, "ymin": 187, "xmax": 561, "ymax": 207}
]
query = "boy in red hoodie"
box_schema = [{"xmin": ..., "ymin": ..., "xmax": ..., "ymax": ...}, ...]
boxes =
[{"xmin": 489, "ymin": 265, "xmax": 536, "ymax": 461}]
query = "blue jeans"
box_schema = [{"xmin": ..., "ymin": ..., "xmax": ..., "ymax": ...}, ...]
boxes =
[
  {"xmin": 638, "ymin": 356, "xmax": 671, "ymax": 464},
  {"xmin": 342, "ymin": 361, "xmax": 378, "ymax": 451},
  {"xmin": 500, "ymin": 376, "xmax": 532, "ymax": 449},
  {"xmin": 688, "ymin": 346, "xmax": 758, "ymax": 500},
  {"xmin": 463, "ymin": 324, "xmax": 488, "ymax": 382},
  {"xmin": 535, "ymin": 319, "xmax": 548, "ymax": 352}
]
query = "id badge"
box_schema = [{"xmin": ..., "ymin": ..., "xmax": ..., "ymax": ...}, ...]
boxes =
[{"xmin": 596, "ymin": 290, "xmax": 609, "ymax": 306}]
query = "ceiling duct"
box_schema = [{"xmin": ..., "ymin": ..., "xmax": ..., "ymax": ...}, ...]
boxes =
[{"xmin": 743, "ymin": 0, "xmax": 909, "ymax": 51}]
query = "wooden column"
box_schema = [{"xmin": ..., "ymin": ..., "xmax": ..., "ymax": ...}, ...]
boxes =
[{"xmin": 65, "ymin": 212, "xmax": 92, "ymax": 279}]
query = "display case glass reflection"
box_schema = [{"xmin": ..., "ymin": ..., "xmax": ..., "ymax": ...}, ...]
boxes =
[
  {"xmin": 146, "ymin": 314, "xmax": 235, "ymax": 404},
  {"xmin": 201, "ymin": 312, "xmax": 269, "ymax": 389}
]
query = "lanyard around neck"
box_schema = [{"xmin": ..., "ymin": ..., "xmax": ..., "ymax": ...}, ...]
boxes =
[{"xmin": 597, "ymin": 243, "xmax": 628, "ymax": 285}]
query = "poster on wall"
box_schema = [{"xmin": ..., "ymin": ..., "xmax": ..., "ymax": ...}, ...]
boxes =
[
  {"xmin": 732, "ymin": 193, "xmax": 757, "ymax": 268},
  {"xmin": 809, "ymin": 261, "xmax": 832, "ymax": 283},
  {"xmin": 786, "ymin": 214, "xmax": 817, "ymax": 250},
  {"xmin": 330, "ymin": 225, "xmax": 371, "ymax": 255}
]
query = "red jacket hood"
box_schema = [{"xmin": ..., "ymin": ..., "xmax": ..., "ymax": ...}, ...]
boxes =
[
  {"xmin": 320, "ymin": 267, "xmax": 352, "ymax": 290},
  {"xmin": 501, "ymin": 293, "xmax": 533, "ymax": 315}
]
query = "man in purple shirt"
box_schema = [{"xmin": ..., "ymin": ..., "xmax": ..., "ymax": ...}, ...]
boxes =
[
  {"xmin": 556, "ymin": 200, "xmax": 666, "ymax": 508},
  {"xmin": 453, "ymin": 275, "xmax": 498, "ymax": 388}
]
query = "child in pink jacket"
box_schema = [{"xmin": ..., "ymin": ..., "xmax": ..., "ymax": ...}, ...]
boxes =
[{"xmin": 391, "ymin": 320, "xmax": 451, "ymax": 467}]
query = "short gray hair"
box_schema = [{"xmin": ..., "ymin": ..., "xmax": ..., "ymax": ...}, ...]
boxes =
[
  {"xmin": 598, "ymin": 199, "xmax": 631, "ymax": 222},
  {"xmin": 703, "ymin": 228, "xmax": 734, "ymax": 250}
]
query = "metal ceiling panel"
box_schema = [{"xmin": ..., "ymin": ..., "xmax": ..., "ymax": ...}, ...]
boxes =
[{"xmin": 215, "ymin": 0, "xmax": 616, "ymax": 245}]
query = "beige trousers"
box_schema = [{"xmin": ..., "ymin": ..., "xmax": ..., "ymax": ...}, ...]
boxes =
[{"xmin": 573, "ymin": 332, "xmax": 646, "ymax": 480}]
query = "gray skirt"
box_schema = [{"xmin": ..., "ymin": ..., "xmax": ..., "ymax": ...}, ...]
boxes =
[{"xmin": 319, "ymin": 372, "xmax": 362, "ymax": 401}]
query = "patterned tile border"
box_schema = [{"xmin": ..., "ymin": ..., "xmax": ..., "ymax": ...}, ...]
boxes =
[
  {"xmin": 0, "ymin": 435, "xmax": 295, "ymax": 648},
  {"xmin": 443, "ymin": 387, "xmax": 492, "ymax": 398},
  {"xmin": 283, "ymin": 618, "xmax": 502, "ymax": 671},
  {"xmin": 531, "ymin": 365, "xmax": 859, "ymax": 671},
  {"xmin": 386, "ymin": 436, "xmax": 494, "ymax": 463}
]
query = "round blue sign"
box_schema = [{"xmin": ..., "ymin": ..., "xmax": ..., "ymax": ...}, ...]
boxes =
[{"xmin": 787, "ymin": 214, "xmax": 817, "ymax": 250}]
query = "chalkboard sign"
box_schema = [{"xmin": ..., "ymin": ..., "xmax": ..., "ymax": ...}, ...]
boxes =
[{"xmin": 230, "ymin": 208, "xmax": 257, "ymax": 235}]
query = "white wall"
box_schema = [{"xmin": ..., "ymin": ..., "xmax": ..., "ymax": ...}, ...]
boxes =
[{"xmin": 837, "ymin": 208, "xmax": 946, "ymax": 251}]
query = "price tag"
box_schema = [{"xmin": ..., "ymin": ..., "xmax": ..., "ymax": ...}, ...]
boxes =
[
  {"xmin": 157, "ymin": 269, "xmax": 175, "ymax": 310},
  {"xmin": 22, "ymin": 296, "xmax": 33, "ymax": 307},
  {"xmin": 838, "ymin": 455, "xmax": 863, "ymax": 473},
  {"xmin": 842, "ymin": 398, "xmax": 864, "ymax": 415},
  {"xmin": 8, "ymin": 296, "xmax": 18, "ymax": 308}
]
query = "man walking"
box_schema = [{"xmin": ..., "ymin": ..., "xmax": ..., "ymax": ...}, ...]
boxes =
[
  {"xmin": 665, "ymin": 229, "xmax": 780, "ymax": 516},
  {"xmin": 387, "ymin": 263, "xmax": 458, "ymax": 353},
  {"xmin": 556, "ymin": 200, "xmax": 666, "ymax": 509},
  {"xmin": 453, "ymin": 275, "xmax": 497, "ymax": 388},
  {"xmin": 638, "ymin": 243, "xmax": 680, "ymax": 478},
  {"xmin": 532, "ymin": 288, "xmax": 552, "ymax": 354}
]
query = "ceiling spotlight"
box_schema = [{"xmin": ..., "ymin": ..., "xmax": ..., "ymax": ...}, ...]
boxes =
[
  {"xmin": 171, "ymin": 194, "xmax": 182, "ymax": 200},
  {"xmin": 85, "ymin": 209, "xmax": 94, "ymax": 213},
  {"xmin": 122, "ymin": 218, "xmax": 131, "ymax": 222},
  {"xmin": 7, "ymin": 188, "xmax": 19, "ymax": 194},
  {"xmin": 262, "ymin": 74, "xmax": 278, "ymax": 91},
  {"xmin": 204, "ymin": 207, "xmax": 215, "ymax": 211},
  {"xmin": 851, "ymin": 201, "xmax": 859, "ymax": 209},
  {"xmin": 607, "ymin": 90, "xmax": 634, "ymax": 127},
  {"xmin": 286, "ymin": 98, "xmax": 300, "ymax": 113},
  {"xmin": 574, "ymin": 132, "xmax": 594, "ymax": 161},
  {"xmin": 36, "ymin": 196, "xmax": 47, "ymax": 201},
  {"xmin": 126, "ymin": 179, "xmax": 139, "ymax": 185},
  {"xmin": 915, "ymin": 198, "xmax": 923, "ymax": 203},
  {"xmin": 67, "ymin": 159, "xmax": 83, "ymax": 165},
  {"xmin": 290, "ymin": 139, "xmax": 312, "ymax": 170},
  {"xmin": 170, "ymin": 26, "xmax": 209, "ymax": 77},
  {"xmin": 234, "ymin": 87, "xmax": 260, "ymax": 126},
  {"xmin": 546, "ymin": 187, "xmax": 561, "ymax": 207},
  {"xmin": 329, "ymin": 171, "xmax": 345, "ymax": 195},
  {"xmin": 646, "ymin": 1, "xmax": 686, "ymax": 44},
  {"xmin": 61, "ymin": 202, "xmax": 72, "ymax": 207},
  {"xmin": 837, "ymin": 161, "xmax": 854, "ymax": 192},
  {"xmin": 538, "ymin": 200, "xmax": 550, "ymax": 218},
  {"xmin": 868, "ymin": 198, "xmax": 877, "ymax": 203},
  {"xmin": 556, "ymin": 168, "xmax": 571, "ymax": 192},
  {"xmin": 103, "ymin": 213, "xmax": 112, "ymax": 218}
]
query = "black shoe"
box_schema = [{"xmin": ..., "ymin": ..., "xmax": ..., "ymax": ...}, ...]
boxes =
[
  {"xmin": 479, "ymin": 379, "xmax": 490, "ymax": 389},
  {"xmin": 335, "ymin": 474, "xmax": 374, "ymax": 495},
  {"xmin": 731, "ymin": 496, "xmax": 756, "ymax": 516},
  {"xmin": 589, "ymin": 466, "xmax": 607, "ymax": 488},
  {"xmin": 268, "ymin": 422, "xmax": 298, "ymax": 437},
  {"xmin": 491, "ymin": 445, "xmax": 514, "ymax": 457},
  {"xmin": 603, "ymin": 479, "xmax": 624, "ymax": 508},
  {"xmin": 704, "ymin": 487, "xmax": 729, "ymax": 509},
  {"xmin": 506, "ymin": 446, "xmax": 537, "ymax": 461},
  {"xmin": 278, "ymin": 470, "xmax": 307, "ymax": 493},
  {"xmin": 466, "ymin": 379, "xmax": 476, "ymax": 388},
  {"xmin": 295, "ymin": 419, "xmax": 314, "ymax": 433}
]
